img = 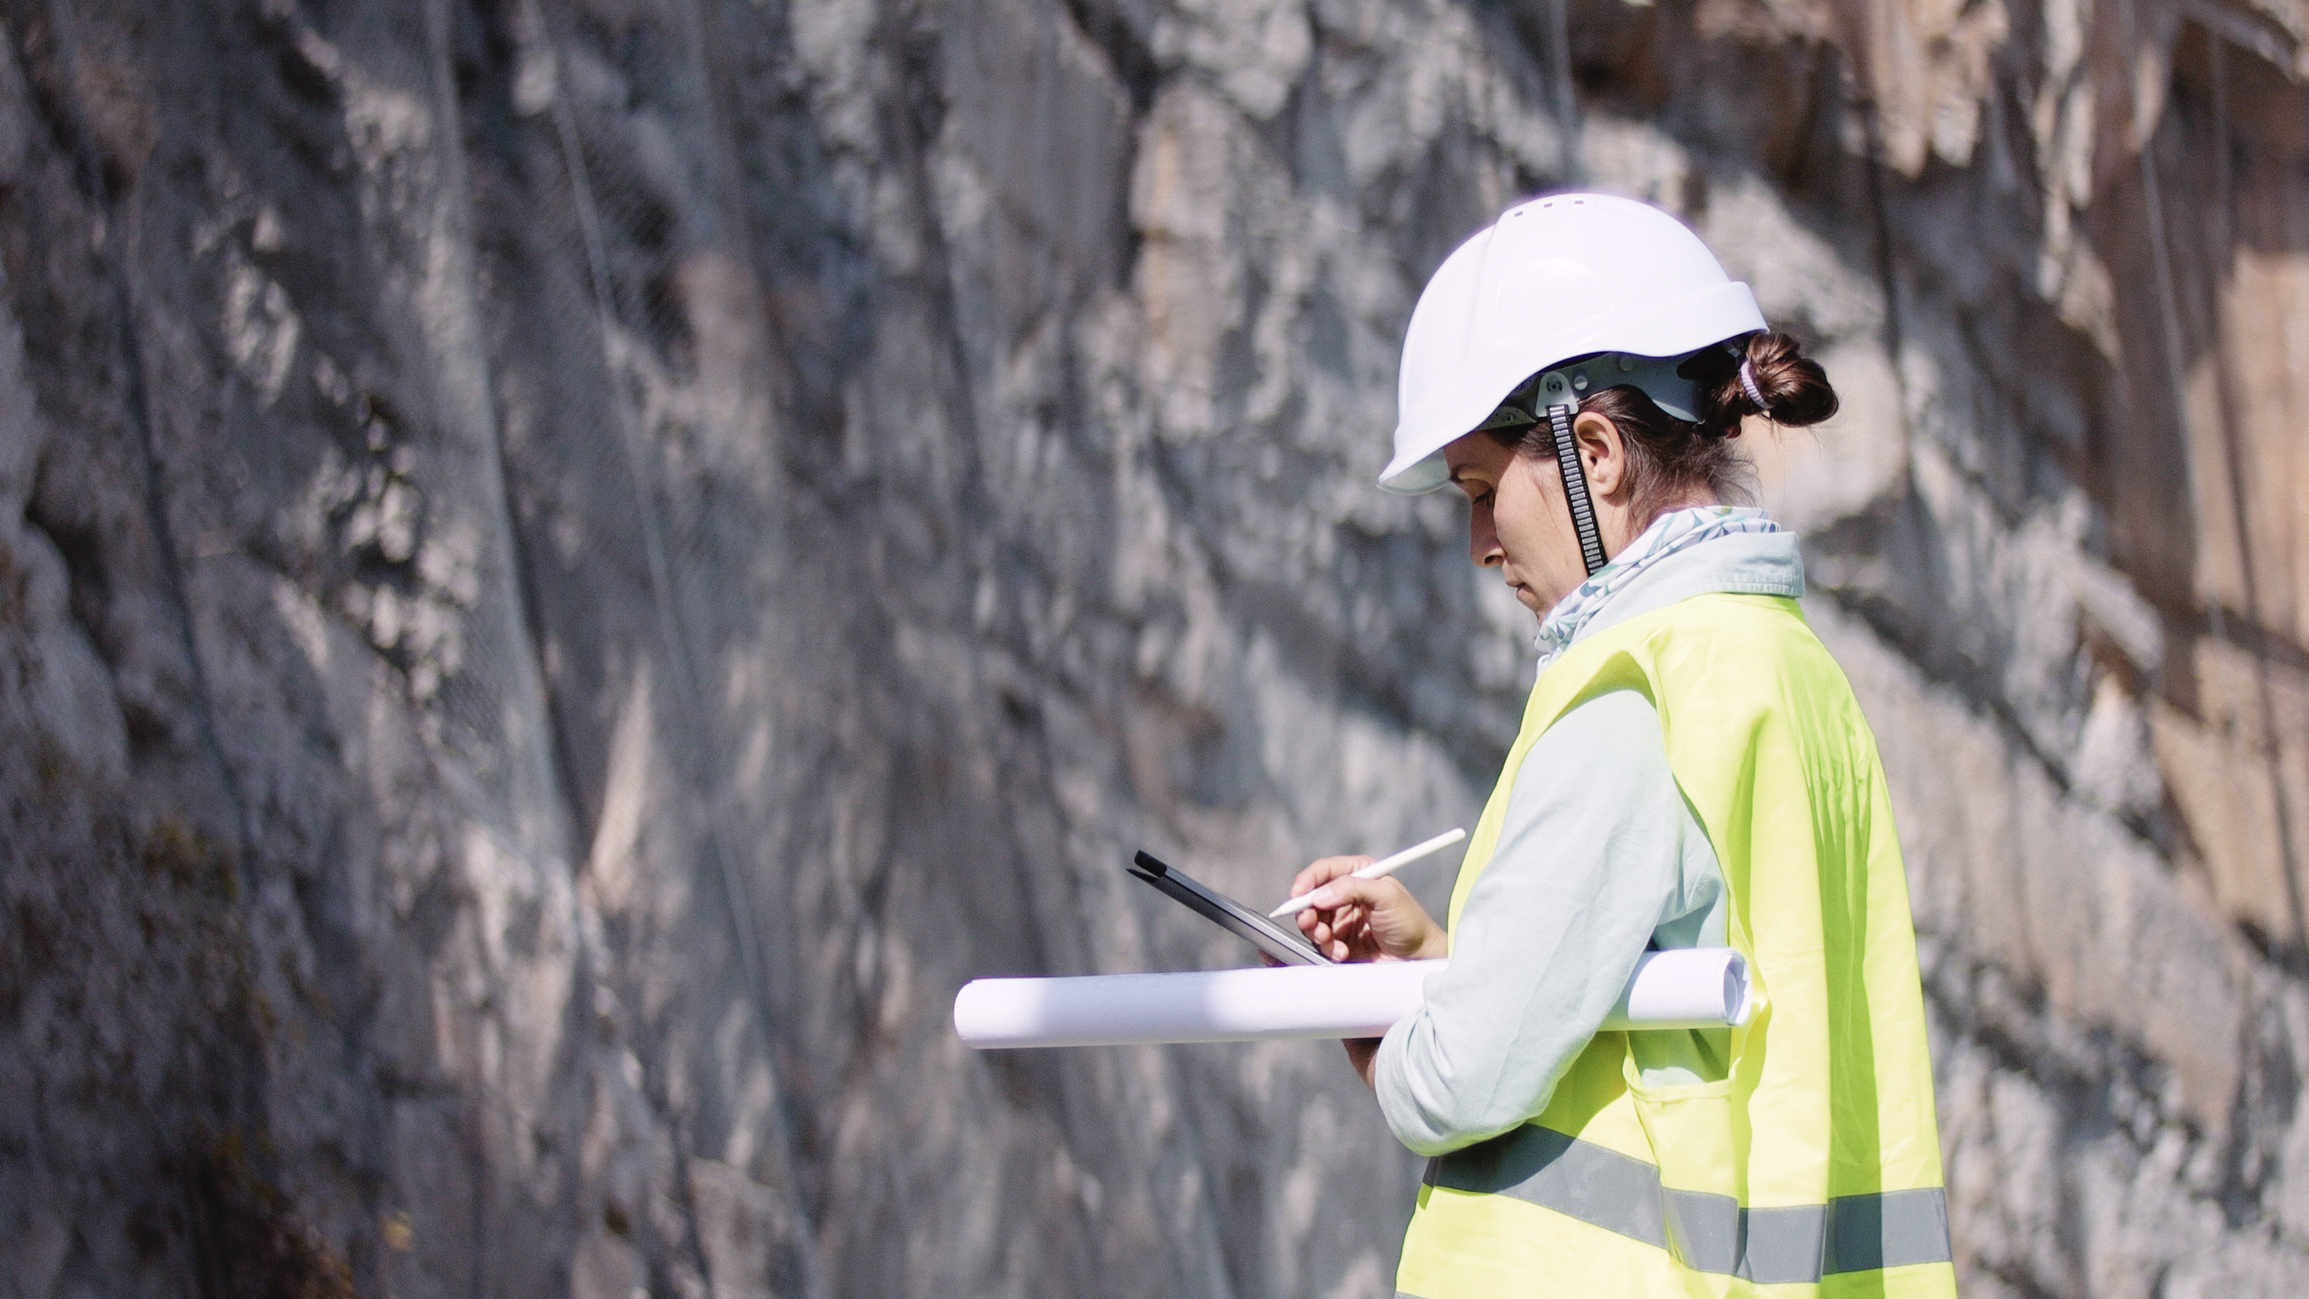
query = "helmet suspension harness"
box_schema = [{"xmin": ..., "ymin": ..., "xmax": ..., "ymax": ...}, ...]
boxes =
[
  {"xmin": 1482, "ymin": 368, "xmax": 1609, "ymax": 578},
  {"xmin": 1477, "ymin": 347, "xmax": 1745, "ymax": 581}
]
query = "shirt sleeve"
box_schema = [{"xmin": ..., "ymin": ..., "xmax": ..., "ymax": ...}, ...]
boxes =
[{"xmin": 1372, "ymin": 686, "xmax": 1714, "ymax": 1157}]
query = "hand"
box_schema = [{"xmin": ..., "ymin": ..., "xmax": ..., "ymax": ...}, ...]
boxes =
[{"xmin": 1284, "ymin": 855, "xmax": 1448, "ymax": 964}]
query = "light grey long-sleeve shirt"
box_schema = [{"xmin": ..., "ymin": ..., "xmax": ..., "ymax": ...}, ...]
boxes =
[{"xmin": 1373, "ymin": 530, "xmax": 1807, "ymax": 1157}]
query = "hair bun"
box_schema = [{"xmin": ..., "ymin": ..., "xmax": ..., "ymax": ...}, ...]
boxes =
[{"xmin": 1732, "ymin": 332, "xmax": 1838, "ymax": 428}]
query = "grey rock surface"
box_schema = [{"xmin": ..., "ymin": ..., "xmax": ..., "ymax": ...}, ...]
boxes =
[{"xmin": 1, "ymin": 0, "xmax": 2307, "ymax": 1295}]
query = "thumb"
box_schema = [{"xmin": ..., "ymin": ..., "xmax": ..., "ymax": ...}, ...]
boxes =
[
  {"xmin": 1305, "ymin": 873, "xmax": 1394, "ymax": 912},
  {"xmin": 1290, "ymin": 854, "xmax": 1375, "ymax": 899}
]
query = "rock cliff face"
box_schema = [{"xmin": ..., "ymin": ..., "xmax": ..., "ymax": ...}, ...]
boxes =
[{"xmin": 2, "ymin": 0, "xmax": 2307, "ymax": 1295}]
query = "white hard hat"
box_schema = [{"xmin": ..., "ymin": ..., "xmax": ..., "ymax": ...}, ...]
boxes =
[{"xmin": 1378, "ymin": 193, "xmax": 1767, "ymax": 494}]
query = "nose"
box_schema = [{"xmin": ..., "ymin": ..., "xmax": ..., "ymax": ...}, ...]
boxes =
[{"xmin": 1469, "ymin": 502, "xmax": 1504, "ymax": 569}]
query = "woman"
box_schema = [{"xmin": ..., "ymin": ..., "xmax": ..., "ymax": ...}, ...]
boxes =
[{"xmin": 1285, "ymin": 195, "xmax": 1955, "ymax": 1298}]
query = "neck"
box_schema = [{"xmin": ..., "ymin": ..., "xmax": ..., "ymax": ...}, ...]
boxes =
[{"xmin": 1601, "ymin": 493, "xmax": 1720, "ymax": 559}]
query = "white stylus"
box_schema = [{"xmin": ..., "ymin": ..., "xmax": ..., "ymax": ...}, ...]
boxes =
[{"xmin": 1266, "ymin": 827, "xmax": 1468, "ymax": 919}]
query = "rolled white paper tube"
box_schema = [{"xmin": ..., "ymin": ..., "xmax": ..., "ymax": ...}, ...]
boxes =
[
  {"xmin": 954, "ymin": 960, "xmax": 1441, "ymax": 1049},
  {"xmin": 1601, "ymin": 948, "xmax": 1754, "ymax": 1032},
  {"xmin": 955, "ymin": 948, "xmax": 1753, "ymax": 1049}
]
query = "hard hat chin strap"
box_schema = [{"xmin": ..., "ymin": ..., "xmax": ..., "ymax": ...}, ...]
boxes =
[{"xmin": 1545, "ymin": 402, "xmax": 1608, "ymax": 576}]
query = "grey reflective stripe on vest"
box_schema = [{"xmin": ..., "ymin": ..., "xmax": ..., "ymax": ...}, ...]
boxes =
[{"xmin": 1421, "ymin": 1125, "xmax": 1952, "ymax": 1283}]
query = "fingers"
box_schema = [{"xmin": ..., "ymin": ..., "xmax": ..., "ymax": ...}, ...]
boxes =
[
  {"xmin": 1303, "ymin": 901, "xmax": 1376, "ymax": 963},
  {"xmin": 1297, "ymin": 898, "xmax": 1369, "ymax": 943},
  {"xmin": 1289, "ymin": 857, "xmax": 1405, "ymax": 964},
  {"xmin": 1296, "ymin": 875, "xmax": 1441, "ymax": 963}
]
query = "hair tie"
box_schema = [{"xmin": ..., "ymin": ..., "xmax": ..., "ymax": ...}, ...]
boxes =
[{"xmin": 1737, "ymin": 357, "xmax": 1772, "ymax": 416}]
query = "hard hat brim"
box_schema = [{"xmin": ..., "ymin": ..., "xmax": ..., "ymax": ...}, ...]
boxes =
[{"xmin": 1377, "ymin": 280, "xmax": 1767, "ymax": 494}]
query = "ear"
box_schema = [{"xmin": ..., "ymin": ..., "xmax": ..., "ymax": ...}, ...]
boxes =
[{"xmin": 1571, "ymin": 411, "xmax": 1629, "ymax": 499}]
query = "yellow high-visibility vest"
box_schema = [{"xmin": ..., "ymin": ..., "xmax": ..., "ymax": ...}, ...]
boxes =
[{"xmin": 1396, "ymin": 593, "xmax": 1956, "ymax": 1298}]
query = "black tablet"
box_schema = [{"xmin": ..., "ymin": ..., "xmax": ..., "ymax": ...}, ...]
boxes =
[{"xmin": 1127, "ymin": 851, "xmax": 1331, "ymax": 966}]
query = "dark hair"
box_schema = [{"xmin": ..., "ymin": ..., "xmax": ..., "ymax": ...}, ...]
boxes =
[{"xmin": 1487, "ymin": 330, "xmax": 1838, "ymax": 531}]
